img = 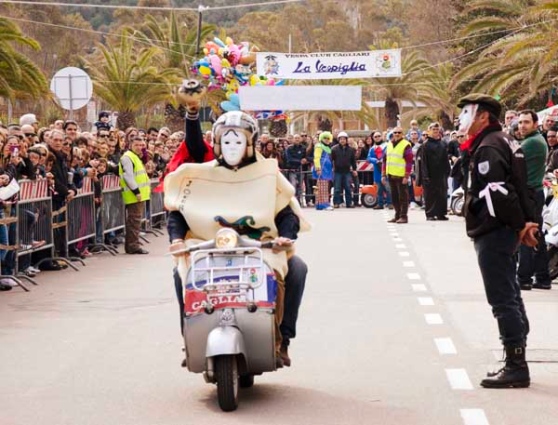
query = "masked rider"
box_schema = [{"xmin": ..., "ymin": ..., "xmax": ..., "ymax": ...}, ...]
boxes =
[{"xmin": 165, "ymin": 106, "xmax": 310, "ymax": 368}]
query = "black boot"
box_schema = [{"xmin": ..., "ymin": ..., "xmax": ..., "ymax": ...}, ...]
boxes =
[{"xmin": 481, "ymin": 346, "xmax": 530, "ymax": 388}]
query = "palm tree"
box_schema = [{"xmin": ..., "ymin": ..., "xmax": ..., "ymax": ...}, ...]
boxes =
[
  {"xmin": 133, "ymin": 12, "xmax": 219, "ymax": 128},
  {"xmin": 135, "ymin": 11, "xmax": 216, "ymax": 77},
  {"xmin": 82, "ymin": 29, "xmax": 180, "ymax": 130},
  {"xmin": 370, "ymin": 49, "xmax": 439, "ymax": 128},
  {"xmin": 0, "ymin": 17, "xmax": 48, "ymax": 100},
  {"xmin": 401, "ymin": 62, "xmax": 457, "ymax": 129},
  {"xmin": 449, "ymin": 0, "xmax": 550, "ymax": 107}
]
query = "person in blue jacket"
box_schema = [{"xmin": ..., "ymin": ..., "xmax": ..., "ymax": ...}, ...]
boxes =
[{"xmin": 366, "ymin": 131, "xmax": 392, "ymax": 209}]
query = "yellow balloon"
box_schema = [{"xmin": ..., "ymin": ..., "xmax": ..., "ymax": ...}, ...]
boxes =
[
  {"xmin": 250, "ymin": 75, "xmax": 259, "ymax": 86},
  {"xmin": 226, "ymin": 37, "xmax": 233, "ymax": 46},
  {"xmin": 199, "ymin": 66, "xmax": 211, "ymax": 75},
  {"xmin": 221, "ymin": 58, "xmax": 231, "ymax": 68}
]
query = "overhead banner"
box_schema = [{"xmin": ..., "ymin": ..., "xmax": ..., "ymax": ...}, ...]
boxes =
[
  {"xmin": 256, "ymin": 50, "xmax": 402, "ymax": 80},
  {"xmin": 239, "ymin": 86, "xmax": 362, "ymax": 111}
]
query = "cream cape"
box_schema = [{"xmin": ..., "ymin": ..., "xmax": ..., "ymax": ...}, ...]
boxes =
[{"xmin": 164, "ymin": 156, "xmax": 310, "ymax": 279}]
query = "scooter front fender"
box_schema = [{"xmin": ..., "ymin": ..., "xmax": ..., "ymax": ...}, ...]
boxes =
[
  {"xmin": 206, "ymin": 326, "xmax": 246, "ymax": 358},
  {"xmin": 545, "ymin": 224, "xmax": 558, "ymax": 246}
]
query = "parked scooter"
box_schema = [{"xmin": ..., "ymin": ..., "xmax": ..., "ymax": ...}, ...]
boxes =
[
  {"xmin": 543, "ymin": 174, "xmax": 558, "ymax": 280},
  {"xmin": 176, "ymin": 228, "xmax": 287, "ymax": 412},
  {"xmin": 450, "ymin": 187, "xmax": 465, "ymax": 216}
]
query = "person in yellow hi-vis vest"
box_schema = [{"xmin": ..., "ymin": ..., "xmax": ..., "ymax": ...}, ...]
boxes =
[
  {"xmin": 119, "ymin": 136, "xmax": 151, "ymax": 254},
  {"xmin": 381, "ymin": 126, "xmax": 414, "ymax": 224}
]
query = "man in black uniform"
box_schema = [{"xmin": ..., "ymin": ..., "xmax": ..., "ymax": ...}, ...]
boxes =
[
  {"xmin": 416, "ymin": 122, "xmax": 450, "ymax": 220},
  {"xmin": 458, "ymin": 94, "xmax": 539, "ymax": 389}
]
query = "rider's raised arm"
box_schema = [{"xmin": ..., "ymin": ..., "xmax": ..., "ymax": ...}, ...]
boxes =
[{"xmin": 185, "ymin": 109, "xmax": 207, "ymax": 164}]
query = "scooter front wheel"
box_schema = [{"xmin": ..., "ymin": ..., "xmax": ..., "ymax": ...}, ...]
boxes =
[
  {"xmin": 214, "ymin": 355, "xmax": 239, "ymax": 412},
  {"xmin": 361, "ymin": 193, "xmax": 377, "ymax": 208},
  {"xmin": 548, "ymin": 246, "xmax": 558, "ymax": 281},
  {"xmin": 451, "ymin": 196, "xmax": 464, "ymax": 216}
]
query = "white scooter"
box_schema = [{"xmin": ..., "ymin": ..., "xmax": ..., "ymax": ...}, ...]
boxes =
[
  {"xmin": 176, "ymin": 228, "xmax": 285, "ymax": 412},
  {"xmin": 543, "ymin": 175, "xmax": 558, "ymax": 280}
]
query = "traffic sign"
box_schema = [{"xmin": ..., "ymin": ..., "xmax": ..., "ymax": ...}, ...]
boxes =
[{"xmin": 50, "ymin": 67, "xmax": 93, "ymax": 112}]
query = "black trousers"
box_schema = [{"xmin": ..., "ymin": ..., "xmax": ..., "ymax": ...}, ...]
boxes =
[
  {"xmin": 423, "ymin": 179, "xmax": 447, "ymax": 218},
  {"xmin": 388, "ymin": 177, "xmax": 409, "ymax": 219},
  {"xmin": 474, "ymin": 226, "xmax": 530, "ymax": 347}
]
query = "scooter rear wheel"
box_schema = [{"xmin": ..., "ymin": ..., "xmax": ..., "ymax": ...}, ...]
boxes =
[
  {"xmin": 548, "ymin": 246, "xmax": 558, "ymax": 281},
  {"xmin": 214, "ymin": 355, "xmax": 239, "ymax": 412}
]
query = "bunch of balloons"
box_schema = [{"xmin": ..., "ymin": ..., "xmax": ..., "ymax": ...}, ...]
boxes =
[{"xmin": 192, "ymin": 36, "xmax": 285, "ymax": 119}]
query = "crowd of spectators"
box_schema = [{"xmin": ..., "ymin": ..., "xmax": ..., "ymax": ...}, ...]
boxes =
[{"xmin": 0, "ymin": 112, "xmax": 184, "ymax": 291}]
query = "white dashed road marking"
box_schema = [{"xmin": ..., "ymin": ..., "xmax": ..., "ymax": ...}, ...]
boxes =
[
  {"xmin": 407, "ymin": 273, "xmax": 421, "ymax": 280},
  {"xmin": 418, "ymin": 297, "xmax": 435, "ymax": 306},
  {"xmin": 403, "ymin": 261, "xmax": 415, "ymax": 267},
  {"xmin": 425, "ymin": 313, "xmax": 443, "ymax": 325},
  {"xmin": 460, "ymin": 409, "xmax": 490, "ymax": 425},
  {"xmin": 398, "ymin": 251, "xmax": 410, "ymax": 257},
  {"xmin": 446, "ymin": 369, "xmax": 474, "ymax": 390},
  {"xmin": 412, "ymin": 284, "xmax": 427, "ymax": 292},
  {"xmin": 395, "ymin": 244, "xmax": 406, "ymax": 249},
  {"xmin": 435, "ymin": 338, "xmax": 457, "ymax": 355}
]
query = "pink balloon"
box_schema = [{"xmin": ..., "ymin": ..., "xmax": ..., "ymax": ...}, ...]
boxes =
[{"xmin": 209, "ymin": 55, "xmax": 222, "ymax": 77}]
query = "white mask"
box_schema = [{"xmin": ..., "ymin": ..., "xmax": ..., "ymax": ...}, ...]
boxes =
[
  {"xmin": 458, "ymin": 104, "xmax": 478, "ymax": 136},
  {"xmin": 221, "ymin": 129, "xmax": 247, "ymax": 166}
]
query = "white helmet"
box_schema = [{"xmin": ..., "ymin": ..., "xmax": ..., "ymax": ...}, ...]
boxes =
[
  {"xmin": 212, "ymin": 111, "xmax": 259, "ymax": 159},
  {"xmin": 338, "ymin": 131, "xmax": 348, "ymax": 139}
]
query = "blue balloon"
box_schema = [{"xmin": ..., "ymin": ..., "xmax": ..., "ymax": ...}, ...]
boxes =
[{"xmin": 221, "ymin": 100, "xmax": 240, "ymax": 112}]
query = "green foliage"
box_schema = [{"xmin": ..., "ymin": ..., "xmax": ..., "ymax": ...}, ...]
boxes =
[
  {"xmin": 82, "ymin": 29, "xmax": 180, "ymax": 128},
  {"xmin": 0, "ymin": 17, "xmax": 48, "ymax": 100}
]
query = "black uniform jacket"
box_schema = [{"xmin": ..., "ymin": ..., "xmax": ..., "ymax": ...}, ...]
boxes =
[{"xmin": 464, "ymin": 125, "xmax": 534, "ymax": 238}]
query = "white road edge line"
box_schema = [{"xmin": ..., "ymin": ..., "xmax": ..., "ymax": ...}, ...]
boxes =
[
  {"xmin": 435, "ymin": 337, "xmax": 457, "ymax": 355},
  {"xmin": 460, "ymin": 409, "xmax": 489, "ymax": 425},
  {"xmin": 446, "ymin": 369, "xmax": 473, "ymax": 390},
  {"xmin": 425, "ymin": 313, "xmax": 443, "ymax": 324},
  {"xmin": 418, "ymin": 297, "xmax": 435, "ymax": 306}
]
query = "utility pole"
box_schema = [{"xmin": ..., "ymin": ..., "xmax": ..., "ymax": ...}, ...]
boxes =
[{"xmin": 196, "ymin": 5, "xmax": 208, "ymax": 56}]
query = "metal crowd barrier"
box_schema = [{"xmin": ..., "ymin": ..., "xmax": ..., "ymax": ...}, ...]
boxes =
[
  {"xmin": 2, "ymin": 174, "xmax": 168, "ymax": 292},
  {"xmin": 0, "ymin": 204, "xmax": 29, "ymax": 291},
  {"xmin": 141, "ymin": 180, "xmax": 165, "ymax": 238},
  {"xmin": 149, "ymin": 179, "xmax": 166, "ymax": 233},
  {"xmin": 94, "ymin": 174, "xmax": 125, "ymax": 255},
  {"xmin": 15, "ymin": 180, "xmax": 58, "ymax": 285},
  {"xmin": 66, "ymin": 177, "xmax": 95, "ymax": 264}
]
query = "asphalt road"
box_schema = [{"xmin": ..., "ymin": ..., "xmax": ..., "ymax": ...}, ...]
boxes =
[{"xmin": 0, "ymin": 208, "xmax": 557, "ymax": 425}]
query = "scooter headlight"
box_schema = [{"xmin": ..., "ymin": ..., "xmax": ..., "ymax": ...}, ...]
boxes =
[{"xmin": 215, "ymin": 228, "xmax": 238, "ymax": 249}]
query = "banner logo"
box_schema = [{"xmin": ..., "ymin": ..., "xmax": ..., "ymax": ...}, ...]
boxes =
[{"xmin": 257, "ymin": 50, "xmax": 401, "ymax": 80}]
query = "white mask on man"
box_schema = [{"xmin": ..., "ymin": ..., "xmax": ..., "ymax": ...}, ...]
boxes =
[
  {"xmin": 458, "ymin": 104, "xmax": 478, "ymax": 136},
  {"xmin": 221, "ymin": 129, "xmax": 247, "ymax": 167}
]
